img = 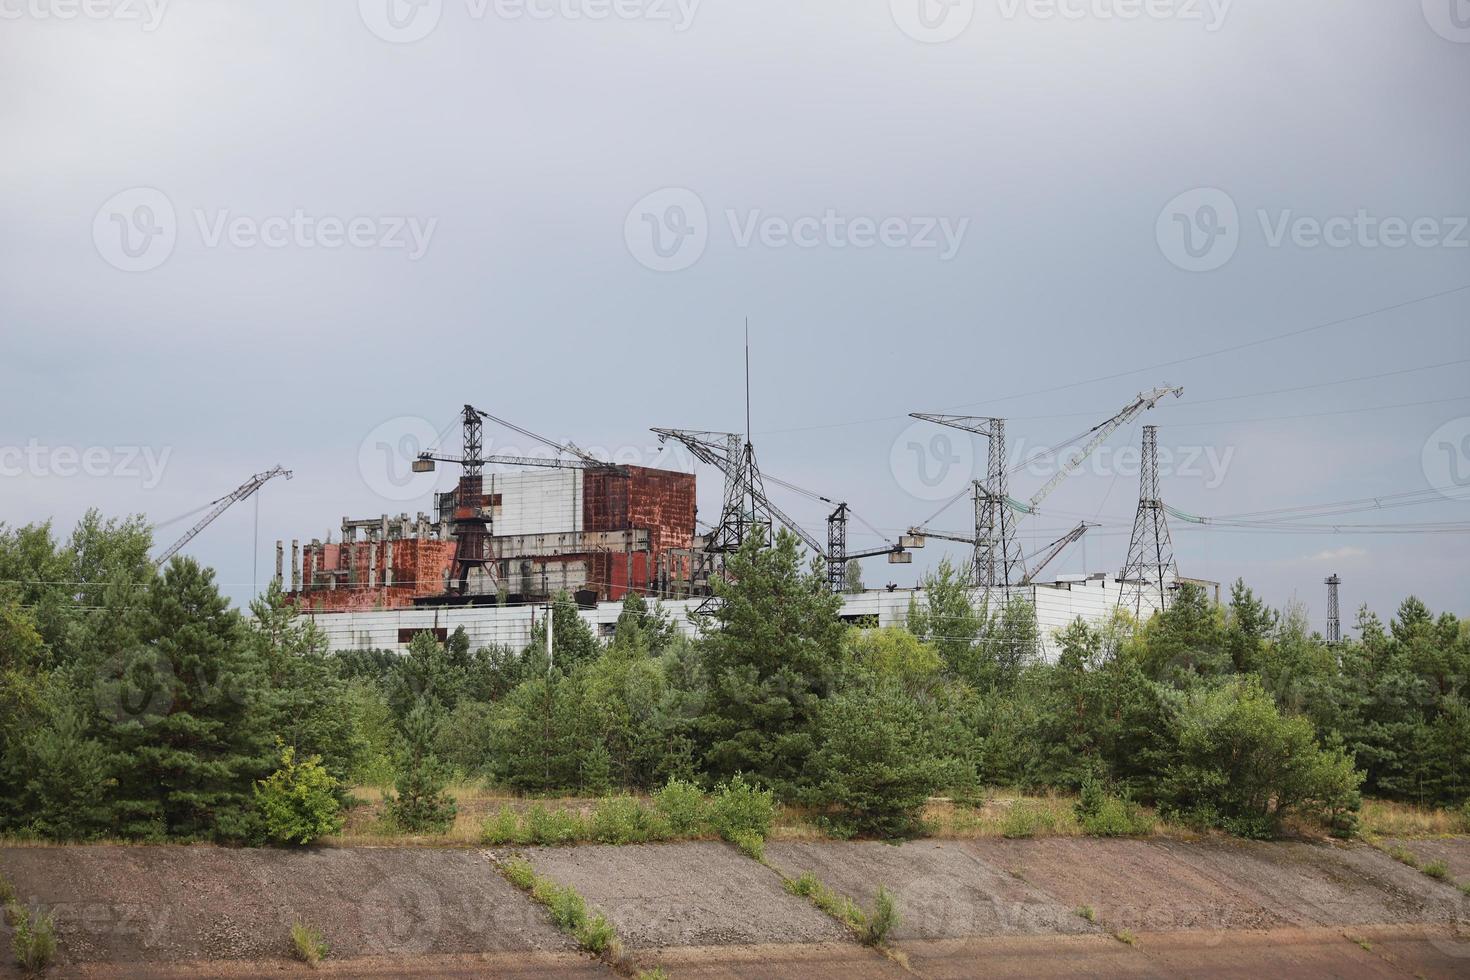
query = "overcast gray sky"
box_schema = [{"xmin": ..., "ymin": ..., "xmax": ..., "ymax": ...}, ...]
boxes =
[{"xmin": 2, "ymin": 0, "xmax": 1467, "ymax": 628}]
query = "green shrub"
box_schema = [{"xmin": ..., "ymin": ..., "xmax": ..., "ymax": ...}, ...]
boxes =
[
  {"xmin": 731, "ymin": 830, "xmax": 765, "ymax": 861},
  {"xmin": 708, "ymin": 775, "xmax": 776, "ymax": 842},
  {"xmin": 480, "ymin": 806, "xmax": 529, "ymax": 846},
  {"xmin": 653, "ymin": 778, "xmax": 706, "ymax": 836},
  {"xmin": 11, "ymin": 906, "xmax": 57, "ymax": 974},
  {"xmin": 528, "ymin": 804, "xmax": 587, "ymax": 846},
  {"xmin": 255, "ymin": 746, "xmax": 344, "ymax": 845},
  {"xmin": 1156, "ymin": 677, "xmax": 1362, "ymax": 839},
  {"xmin": 290, "ymin": 922, "xmax": 328, "ymax": 967},
  {"xmin": 575, "ymin": 912, "xmax": 616, "ymax": 953},
  {"xmin": 1422, "ymin": 860, "xmax": 1449, "ymax": 880},
  {"xmin": 1388, "ymin": 845, "xmax": 1420, "ymax": 869},
  {"xmin": 590, "ymin": 797, "xmax": 647, "ymax": 844},
  {"xmin": 1080, "ymin": 794, "xmax": 1154, "ymax": 838},
  {"xmin": 784, "ymin": 871, "xmax": 820, "ymax": 897},
  {"xmin": 637, "ymin": 970, "xmax": 670, "ymax": 980},
  {"xmin": 548, "ymin": 884, "xmax": 587, "ymax": 932},
  {"xmin": 861, "ymin": 886, "xmax": 899, "ymax": 946},
  {"xmin": 805, "ymin": 680, "xmax": 960, "ymax": 838},
  {"xmin": 503, "ymin": 857, "xmax": 537, "ymax": 890},
  {"xmin": 0, "ymin": 874, "xmax": 14, "ymax": 906},
  {"xmin": 1001, "ymin": 801, "xmax": 1057, "ymax": 839}
]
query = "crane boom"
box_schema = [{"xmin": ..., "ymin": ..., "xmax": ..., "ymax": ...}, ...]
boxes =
[
  {"xmin": 1020, "ymin": 521, "xmax": 1095, "ymax": 585},
  {"xmin": 155, "ymin": 466, "xmax": 292, "ymax": 566},
  {"xmin": 1019, "ymin": 386, "xmax": 1183, "ymax": 514},
  {"xmin": 417, "ymin": 452, "xmax": 628, "ymax": 476}
]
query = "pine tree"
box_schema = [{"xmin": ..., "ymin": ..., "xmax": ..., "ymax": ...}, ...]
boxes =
[
  {"xmin": 107, "ymin": 559, "xmax": 274, "ymax": 841},
  {"xmin": 386, "ymin": 703, "xmax": 457, "ymax": 833},
  {"xmin": 699, "ymin": 531, "xmax": 845, "ymax": 796}
]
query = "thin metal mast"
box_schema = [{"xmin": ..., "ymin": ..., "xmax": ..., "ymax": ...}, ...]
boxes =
[
  {"xmin": 1325, "ymin": 574, "xmax": 1342, "ymax": 644},
  {"xmin": 1117, "ymin": 425, "xmax": 1177, "ymax": 618}
]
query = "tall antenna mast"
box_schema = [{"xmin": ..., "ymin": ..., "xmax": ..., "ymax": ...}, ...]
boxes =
[{"xmin": 744, "ymin": 317, "xmax": 751, "ymax": 445}]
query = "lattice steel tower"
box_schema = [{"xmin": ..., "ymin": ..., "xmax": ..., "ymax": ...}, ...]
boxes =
[
  {"xmin": 1117, "ymin": 425, "xmax": 1177, "ymax": 618},
  {"xmin": 1325, "ymin": 574, "xmax": 1342, "ymax": 644},
  {"xmin": 973, "ymin": 418, "xmax": 1022, "ymax": 607}
]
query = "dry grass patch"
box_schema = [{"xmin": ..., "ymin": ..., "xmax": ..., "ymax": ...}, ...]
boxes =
[{"xmin": 1358, "ymin": 799, "xmax": 1466, "ymax": 838}]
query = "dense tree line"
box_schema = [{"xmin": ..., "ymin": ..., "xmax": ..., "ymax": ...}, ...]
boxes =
[{"xmin": 1, "ymin": 513, "xmax": 1465, "ymax": 843}]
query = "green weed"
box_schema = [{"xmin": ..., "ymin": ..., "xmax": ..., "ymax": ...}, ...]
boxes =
[{"xmin": 290, "ymin": 922, "xmax": 328, "ymax": 967}]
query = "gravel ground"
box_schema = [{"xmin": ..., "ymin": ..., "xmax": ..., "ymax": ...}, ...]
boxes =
[{"xmin": 0, "ymin": 845, "xmax": 580, "ymax": 967}]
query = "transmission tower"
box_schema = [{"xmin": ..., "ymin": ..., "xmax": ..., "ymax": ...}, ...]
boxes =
[
  {"xmin": 1117, "ymin": 425, "xmax": 1177, "ymax": 619},
  {"xmin": 1325, "ymin": 574, "xmax": 1342, "ymax": 644},
  {"xmin": 974, "ymin": 418, "xmax": 1022, "ymax": 607}
]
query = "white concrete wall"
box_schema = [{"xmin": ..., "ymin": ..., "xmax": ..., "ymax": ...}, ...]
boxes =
[
  {"xmin": 488, "ymin": 470, "xmax": 582, "ymax": 537},
  {"xmin": 301, "ymin": 578, "xmax": 1163, "ymax": 661}
]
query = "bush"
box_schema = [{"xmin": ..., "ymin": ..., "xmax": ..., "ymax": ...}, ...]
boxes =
[
  {"xmin": 1001, "ymin": 801, "xmax": 1058, "ymax": 839},
  {"xmin": 653, "ymin": 778, "xmax": 706, "ymax": 836},
  {"xmin": 1156, "ymin": 678, "xmax": 1362, "ymax": 839},
  {"xmin": 528, "ymin": 804, "xmax": 587, "ymax": 846},
  {"xmin": 548, "ymin": 884, "xmax": 587, "ymax": 932},
  {"xmin": 480, "ymin": 806, "xmax": 529, "ymax": 846},
  {"xmin": 11, "ymin": 906, "xmax": 57, "ymax": 974},
  {"xmin": 861, "ymin": 886, "xmax": 899, "ymax": 946},
  {"xmin": 731, "ymin": 830, "xmax": 765, "ymax": 861},
  {"xmin": 1422, "ymin": 860, "xmax": 1449, "ymax": 880},
  {"xmin": 503, "ymin": 857, "xmax": 537, "ymax": 890},
  {"xmin": 708, "ymin": 775, "xmax": 776, "ymax": 842},
  {"xmin": 804, "ymin": 680, "xmax": 958, "ymax": 838},
  {"xmin": 290, "ymin": 922, "xmax": 328, "ymax": 967},
  {"xmin": 255, "ymin": 746, "xmax": 344, "ymax": 845},
  {"xmin": 575, "ymin": 912, "xmax": 616, "ymax": 953},
  {"xmin": 1075, "ymin": 777, "xmax": 1154, "ymax": 837},
  {"xmin": 591, "ymin": 797, "xmax": 664, "ymax": 844}
]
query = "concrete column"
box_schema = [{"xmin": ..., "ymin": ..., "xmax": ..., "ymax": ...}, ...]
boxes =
[
  {"xmin": 274, "ymin": 541, "xmax": 284, "ymax": 587},
  {"xmin": 291, "ymin": 540, "xmax": 301, "ymax": 592},
  {"xmin": 368, "ymin": 541, "xmax": 379, "ymax": 588},
  {"xmin": 385, "ymin": 540, "xmax": 395, "ymax": 587}
]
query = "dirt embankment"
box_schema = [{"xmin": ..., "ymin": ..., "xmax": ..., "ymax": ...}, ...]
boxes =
[{"xmin": 2, "ymin": 837, "xmax": 1468, "ymax": 978}]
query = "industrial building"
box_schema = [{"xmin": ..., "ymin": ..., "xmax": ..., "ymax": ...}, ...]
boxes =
[{"xmin": 280, "ymin": 464, "xmax": 696, "ymax": 612}]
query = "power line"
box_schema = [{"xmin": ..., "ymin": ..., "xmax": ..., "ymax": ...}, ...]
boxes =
[{"xmin": 757, "ymin": 282, "xmax": 1470, "ymax": 436}]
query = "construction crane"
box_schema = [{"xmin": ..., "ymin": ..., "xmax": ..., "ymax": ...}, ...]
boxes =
[
  {"xmin": 653, "ymin": 428, "xmax": 911, "ymax": 593},
  {"xmin": 1014, "ymin": 386, "xmax": 1183, "ymax": 515},
  {"xmin": 904, "ymin": 520, "xmax": 1095, "ymax": 586},
  {"xmin": 909, "ymin": 386, "xmax": 1182, "ymax": 591},
  {"xmin": 154, "ymin": 466, "xmax": 292, "ymax": 566},
  {"xmin": 413, "ymin": 405, "xmax": 628, "ymax": 595}
]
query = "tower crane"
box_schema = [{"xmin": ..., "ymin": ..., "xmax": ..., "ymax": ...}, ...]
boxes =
[
  {"xmin": 413, "ymin": 405, "xmax": 627, "ymax": 595},
  {"xmin": 154, "ymin": 466, "xmax": 292, "ymax": 566},
  {"xmin": 652, "ymin": 428, "xmax": 910, "ymax": 594},
  {"xmin": 909, "ymin": 386, "xmax": 1182, "ymax": 591}
]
